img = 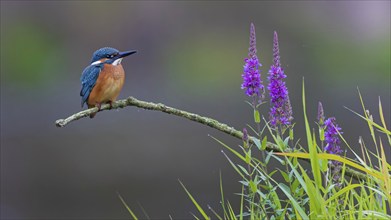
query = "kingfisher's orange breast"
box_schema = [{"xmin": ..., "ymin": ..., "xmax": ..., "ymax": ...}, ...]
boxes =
[{"xmin": 87, "ymin": 63, "xmax": 125, "ymax": 107}]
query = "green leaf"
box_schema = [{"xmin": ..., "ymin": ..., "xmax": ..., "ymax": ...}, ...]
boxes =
[
  {"xmin": 274, "ymin": 135, "xmax": 286, "ymax": 151},
  {"xmin": 245, "ymin": 150, "xmax": 251, "ymax": 165},
  {"xmin": 261, "ymin": 136, "xmax": 268, "ymax": 150},
  {"xmin": 319, "ymin": 128, "xmax": 325, "ymax": 142},
  {"xmin": 265, "ymin": 150, "xmax": 273, "ymax": 164},
  {"xmin": 319, "ymin": 157, "xmax": 328, "ymax": 172},
  {"xmin": 283, "ymin": 136, "xmax": 290, "ymax": 146},
  {"xmin": 268, "ymin": 152, "xmax": 285, "ymax": 165},
  {"xmin": 291, "ymin": 179, "xmax": 300, "ymax": 193},
  {"xmin": 237, "ymin": 165, "xmax": 250, "ymax": 176},
  {"xmin": 270, "ymin": 188, "xmax": 282, "ymax": 211},
  {"xmin": 280, "ymin": 170, "xmax": 290, "ymax": 182},
  {"xmin": 268, "ymin": 169, "xmax": 279, "ymax": 178},
  {"xmin": 254, "ymin": 110, "xmax": 261, "ymax": 123},
  {"xmin": 249, "ymin": 180, "xmax": 257, "ymax": 194},
  {"xmin": 289, "ymin": 127, "xmax": 294, "ymax": 141},
  {"xmin": 252, "ymin": 137, "xmax": 261, "ymax": 150}
]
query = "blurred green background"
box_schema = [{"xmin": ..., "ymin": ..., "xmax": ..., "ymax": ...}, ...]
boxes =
[{"xmin": 1, "ymin": 1, "xmax": 390, "ymax": 219}]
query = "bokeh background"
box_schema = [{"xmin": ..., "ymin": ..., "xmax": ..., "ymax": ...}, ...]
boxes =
[{"xmin": 1, "ymin": 1, "xmax": 390, "ymax": 219}]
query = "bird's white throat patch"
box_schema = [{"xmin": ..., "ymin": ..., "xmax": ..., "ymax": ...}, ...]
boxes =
[{"xmin": 112, "ymin": 58, "xmax": 123, "ymax": 66}]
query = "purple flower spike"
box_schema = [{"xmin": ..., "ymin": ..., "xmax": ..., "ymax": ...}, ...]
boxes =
[
  {"xmin": 324, "ymin": 117, "xmax": 343, "ymax": 155},
  {"xmin": 268, "ymin": 31, "xmax": 292, "ymax": 127},
  {"xmin": 284, "ymin": 94, "xmax": 293, "ymax": 124},
  {"xmin": 241, "ymin": 23, "xmax": 264, "ymax": 98},
  {"xmin": 249, "ymin": 23, "xmax": 257, "ymax": 57},
  {"xmin": 324, "ymin": 116, "xmax": 344, "ymax": 187},
  {"xmin": 317, "ymin": 102, "xmax": 325, "ymax": 125},
  {"xmin": 273, "ymin": 31, "xmax": 281, "ymax": 67},
  {"xmin": 242, "ymin": 128, "xmax": 249, "ymax": 143}
]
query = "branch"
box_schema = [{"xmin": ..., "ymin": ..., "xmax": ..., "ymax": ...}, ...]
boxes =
[{"xmin": 55, "ymin": 96, "xmax": 367, "ymax": 181}]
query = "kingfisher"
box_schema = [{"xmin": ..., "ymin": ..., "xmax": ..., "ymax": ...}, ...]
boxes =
[{"xmin": 80, "ymin": 47, "xmax": 137, "ymax": 118}]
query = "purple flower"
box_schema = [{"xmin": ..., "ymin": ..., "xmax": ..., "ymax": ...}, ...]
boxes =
[
  {"xmin": 324, "ymin": 117, "xmax": 343, "ymax": 155},
  {"xmin": 284, "ymin": 94, "xmax": 293, "ymax": 123},
  {"xmin": 268, "ymin": 31, "xmax": 292, "ymax": 127},
  {"xmin": 242, "ymin": 127, "xmax": 249, "ymax": 143},
  {"xmin": 317, "ymin": 102, "xmax": 325, "ymax": 125},
  {"xmin": 324, "ymin": 116, "xmax": 343, "ymax": 187},
  {"xmin": 241, "ymin": 23, "xmax": 264, "ymax": 98},
  {"xmin": 272, "ymin": 31, "xmax": 281, "ymax": 67}
]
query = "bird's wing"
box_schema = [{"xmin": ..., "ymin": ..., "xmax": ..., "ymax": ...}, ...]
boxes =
[{"xmin": 80, "ymin": 63, "xmax": 103, "ymax": 107}]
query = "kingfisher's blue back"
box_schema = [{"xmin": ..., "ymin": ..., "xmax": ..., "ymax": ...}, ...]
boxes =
[{"xmin": 80, "ymin": 63, "xmax": 103, "ymax": 107}]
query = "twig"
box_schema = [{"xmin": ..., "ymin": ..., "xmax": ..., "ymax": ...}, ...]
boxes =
[{"xmin": 55, "ymin": 96, "xmax": 367, "ymax": 181}]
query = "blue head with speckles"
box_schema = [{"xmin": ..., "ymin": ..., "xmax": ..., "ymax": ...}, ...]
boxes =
[
  {"xmin": 90, "ymin": 47, "xmax": 137, "ymax": 64},
  {"xmin": 91, "ymin": 47, "xmax": 120, "ymax": 63}
]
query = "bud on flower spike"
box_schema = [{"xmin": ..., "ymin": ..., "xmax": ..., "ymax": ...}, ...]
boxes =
[
  {"xmin": 268, "ymin": 31, "xmax": 292, "ymax": 127},
  {"xmin": 241, "ymin": 23, "xmax": 264, "ymax": 99}
]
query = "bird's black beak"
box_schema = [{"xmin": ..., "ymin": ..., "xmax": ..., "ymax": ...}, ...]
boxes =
[{"xmin": 118, "ymin": 50, "xmax": 137, "ymax": 59}]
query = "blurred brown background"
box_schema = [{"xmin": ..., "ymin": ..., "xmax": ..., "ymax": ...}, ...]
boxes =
[{"xmin": 1, "ymin": 1, "xmax": 390, "ymax": 219}]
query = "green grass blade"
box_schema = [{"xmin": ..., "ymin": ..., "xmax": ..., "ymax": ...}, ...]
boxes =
[
  {"xmin": 190, "ymin": 212, "xmax": 200, "ymax": 220},
  {"xmin": 179, "ymin": 180, "xmax": 210, "ymax": 220},
  {"xmin": 117, "ymin": 192, "xmax": 138, "ymax": 220},
  {"xmin": 357, "ymin": 89, "xmax": 390, "ymax": 138},
  {"xmin": 361, "ymin": 211, "xmax": 391, "ymax": 220},
  {"xmin": 239, "ymin": 184, "xmax": 244, "ymax": 220},
  {"xmin": 227, "ymin": 201, "xmax": 237, "ymax": 220},
  {"xmin": 345, "ymin": 106, "xmax": 391, "ymax": 136},
  {"xmin": 210, "ymin": 135, "xmax": 246, "ymax": 162},
  {"xmin": 378, "ymin": 98, "xmax": 388, "ymax": 131},
  {"xmin": 222, "ymin": 151, "xmax": 246, "ymax": 179},
  {"xmin": 325, "ymin": 184, "xmax": 361, "ymax": 204},
  {"xmin": 219, "ymin": 172, "xmax": 228, "ymax": 220},
  {"xmin": 378, "ymin": 97, "xmax": 391, "ymax": 146},
  {"xmin": 379, "ymin": 140, "xmax": 391, "ymax": 209},
  {"xmin": 137, "ymin": 202, "xmax": 150, "ymax": 220},
  {"xmin": 345, "ymin": 106, "xmax": 391, "ymax": 137},
  {"xmin": 278, "ymin": 183, "xmax": 309, "ymax": 219},
  {"xmin": 299, "ymin": 165, "xmax": 324, "ymax": 217},
  {"xmin": 208, "ymin": 205, "xmax": 223, "ymax": 220},
  {"xmin": 302, "ymin": 80, "xmax": 322, "ymax": 189},
  {"xmin": 276, "ymin": 152, "xmax": 383, "ymax": 179}
]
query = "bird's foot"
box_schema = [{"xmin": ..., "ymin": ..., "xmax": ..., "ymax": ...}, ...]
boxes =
[
  {"xmin": 108, "ymin": 101, "xmax": 113, "ymax": 109},
  {"xmin": 89, "ymin": 103, "xmax": 101, "ymax": 118},
  {"xmin": 96, "ymin": 103, "xmax": 102, "ymax": 111}
]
